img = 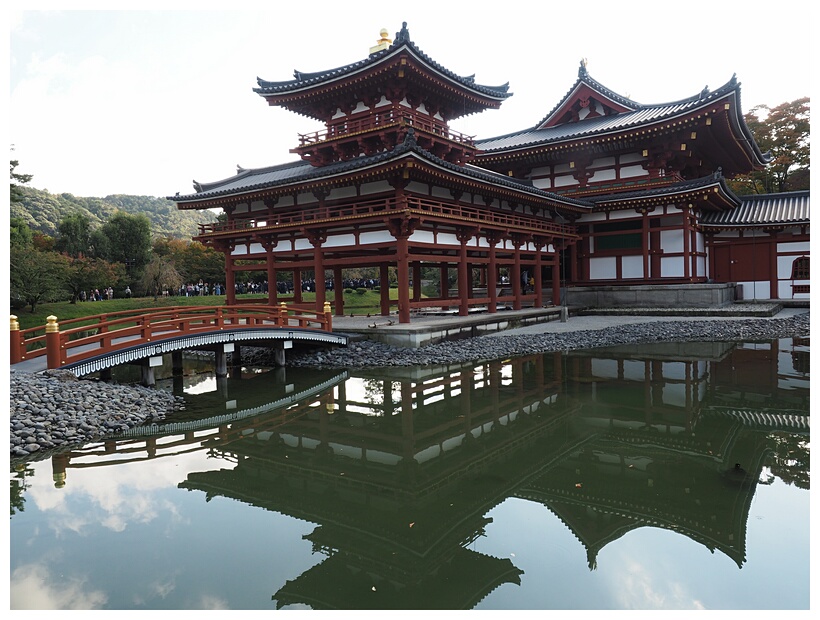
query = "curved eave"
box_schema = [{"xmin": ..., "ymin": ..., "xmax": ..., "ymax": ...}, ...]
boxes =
[
  {"xmin": 699, "ymin": 190, "xmax": 810, "ymax": 230},
  {"xmin": 476, "ymin": 76, "xmax": 769, "ymax": 171},
  {"xmin": 169, "ymin": 140, "xmax": 592, "ymax": 214},
  {"xmin": 588, "ymin": 174, "xmax": 741, "ymax": 212},
  {"xmin": 254, "ymin": 38, "xmax": 511, "ymax": 119}
]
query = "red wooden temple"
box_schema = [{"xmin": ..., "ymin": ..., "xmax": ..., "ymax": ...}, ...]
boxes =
[{"xmin": 170, "ymin": 23, "xmax": 809, "ymax": 322}]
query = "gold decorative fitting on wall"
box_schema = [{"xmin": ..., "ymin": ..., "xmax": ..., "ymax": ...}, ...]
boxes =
[
  {"xmin": 680, "ymin": 144, "xmax": 687, "ymax": 151},
  {"xmin": 706, "ymin": 118, "xmax": 712, "ymax": 125},
  {"xmin": 642, "ymin": 150, "xmax": 648, "ymax": 157},
  {"xmin": 691, "ymin": 132, "xmax": 697, "ymax": 140},
  {"xmin": 724, "ymin": 103, "xmax": 731, "ymax": 110}
]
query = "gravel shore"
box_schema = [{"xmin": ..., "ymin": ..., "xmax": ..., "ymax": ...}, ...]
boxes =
[{"xmin": 10, "ymin": 311, "xmax": 809, "ymax": 461}]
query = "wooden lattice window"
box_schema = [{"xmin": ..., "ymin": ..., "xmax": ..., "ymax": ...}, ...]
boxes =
[{"xmin": 790, "ymin": 256, "xmax": 810, "ymax": 280}]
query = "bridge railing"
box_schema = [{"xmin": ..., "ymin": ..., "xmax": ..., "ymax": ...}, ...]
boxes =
[{"xmin": 10, "ymin": 303, "xmax": 333, "ymax": 369}]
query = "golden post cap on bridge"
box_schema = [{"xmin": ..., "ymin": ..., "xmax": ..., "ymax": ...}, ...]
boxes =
[
  {"xmin": 10, "ymin": 315, "xmax": 19, "ymax": 331},
  {"xmin": 323, "ymin": 302, "xmax": 331, "ymax": 313},
  {"xmin": 45, "ymin": 315, "xmax": 59, "ymax": 333}
]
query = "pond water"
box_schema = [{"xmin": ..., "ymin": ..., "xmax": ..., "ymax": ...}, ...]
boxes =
[{"xmin": 10, "ymin": 337, "xmax": 810, "ymax": 610}]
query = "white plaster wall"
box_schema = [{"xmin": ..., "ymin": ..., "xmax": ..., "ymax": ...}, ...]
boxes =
[
  {"xmin": 622, "ymin": 255, "xmax": 644, "ymax": 278},
  {"xmin": 695, "ymin": 256, "xmax": 706, "ymax": 278},
  {"xmin": 360, "ymin": 180, "xmax": 394, "ymax": 195},
  {"xmin": 576, "ymin": 212, "xmax": 608, "ymax": 223},
  {"xmin": 660, "ymin": 229, "xmax": 684, "ymax": 252},
  {"xmin": 778, "ymin": 241, "xmax": 810, "ymax": 253},
  {"xmin": 608, "ymin": 210, "xmax": 639, "ymax": 221},
  {"xmin": 277, "ymin": 195, "xmax": 295, "ymax": 207},
  {"xmin": 554, "ymin": 175, "xmax": 578, "ymax": 188},
  {"xmin": 435, "ymin": 232, "xmax": 461, "ymax": 247},
  {"xmin": 409, "ymin": 230, "xmax": 435, "ymax": 244},
  {"xmin": 589, "ymin": 169, "xmax": 617, "ymax": 183},
  {"xmin": 231, "ymin": 245, "xmax": 248, "ymax": 257},
  {"xmin": 620, "ymin": 152, "xmax": 646, "ymax": 164},
  {"xmin": 738, "ymin": 281, "xmax": 768, "ymax": 300},
  {"xmin": 359, "ymin": 231, "xmax": 395, "ymax": 245},
  {"xmin": 431, "ymin": 186, "xmax": 451, "ymax": 199},
  {"xmin": 661, "ymin": 256, "xmax": 684, "ymax": 277},
  {"xmin": 271, "ymin": 240, "xmax": 293, "ymax": 252},
  {"xmin": 590, "ymin": 257, "xmax": 616, "ymax": 279},
  {"xmin": 323, "ymin": 234, "xmax": 357, "ymax": 248},
  {"xmin": 329, "ymin": 186, "xmax": 358, "ymax": 200},
  {"xmin": 620, "ymin": 165, "xmax": 647, "ymax": 179},
  {"xmin": 293, "ymin": 238, "xmax": 312, "ymax": 251},
  {"xmin": 365, "ymin": 450, "xmax": 402, "ymax": 465},
  {"xmin": 248, "ymin": 243, "xmax": 265, "ymax": 254}
]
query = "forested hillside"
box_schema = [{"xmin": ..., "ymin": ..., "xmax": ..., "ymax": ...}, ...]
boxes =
[{"xmin": 11, "ymin": 186, "xmax": 217, "ymax": 240}]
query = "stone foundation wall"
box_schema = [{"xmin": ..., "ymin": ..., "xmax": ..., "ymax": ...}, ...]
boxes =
[{"xmin": 565, "ymin": 283, "xmax": 738, "ymax": 308}]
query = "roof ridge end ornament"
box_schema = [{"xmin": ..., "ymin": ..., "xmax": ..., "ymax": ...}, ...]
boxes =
[
  {"xmin": 395, "ymin": 22, "xmax": 410, "ymax": 44},
  {"xmin": 578, "ymin": 58, "xmax": 588, "ymax": 79},
  {"xmin": 403, "ymin": 126, "xmax": 417, "ymax": 147}
]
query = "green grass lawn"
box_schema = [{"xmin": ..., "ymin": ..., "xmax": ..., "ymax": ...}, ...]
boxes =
[{"xmin": 11, "ymin": 288, "xmax": 412, "ymax": 331}]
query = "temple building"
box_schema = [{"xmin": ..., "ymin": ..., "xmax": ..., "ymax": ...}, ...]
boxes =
[{"xmin": 169, "ymin": 23, "xmax": 809, "ymax": 322}]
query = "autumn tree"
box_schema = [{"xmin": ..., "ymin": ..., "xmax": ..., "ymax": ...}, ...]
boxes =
[
  {"xmin": 730, "ymin": 97, "xmax": 810, "ymax": 195},
  {"xmin": 140, "ymin": 254, "xmax": 183, "ymax": 301},
  {"xmin": 63, "ymin": 256, "xmax": 125, "ymax": 304}
]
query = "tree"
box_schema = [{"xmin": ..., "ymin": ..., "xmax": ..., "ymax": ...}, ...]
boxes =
[
  {"xmin": 10, "ymin": 217, "xmax": 33, "ymax": 247},
  {"xmin": 10, "ymin": 246, "xmax": 69, "ymax": 312},
  {"xmin": 140, "ymin": 254, "xmax": 183, "ymax": 301},
  {"xmin": 729, "ymin": 97, "xmax": 810, "ymax": 195},
  {"xmin": 64, "ymin": 256, "xmax": 125, "ymax": 304},
  {"xmin": 153, "ymin": 237, "xmax": 224, "ymax": 285},
  {"xmin": 56, "ymin": 212, "xmax": 92, "ymax": 258},
  {"xmin": 10, "ymin": 151, "xmax": 33, "ymax": 204},
  {"xmin": 94, "ymin": 211, "xmax": 152, "ymax": 271}
]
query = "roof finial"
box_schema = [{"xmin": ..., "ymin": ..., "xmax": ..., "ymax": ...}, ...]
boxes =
[
  {"xmin": 395, "ymin": 22, "xmax": 410, "ymax": 43},
  {"xmin": 578, "ymin": 58, "xmax": 588, "ymax": 78},
  {"xmin": 369, "ymin": 27, "xmax": 392, "ymax": 55}
]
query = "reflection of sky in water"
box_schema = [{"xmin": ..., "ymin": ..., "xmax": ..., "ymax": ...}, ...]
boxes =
[{"xmin": 9, "ymin": 342, "xmax": 811, "ymax": 610}]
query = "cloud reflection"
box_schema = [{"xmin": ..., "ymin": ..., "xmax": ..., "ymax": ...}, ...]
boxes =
[{"xmin": 10, "ymin": 563, "xmax": 107, "ymax": 610}]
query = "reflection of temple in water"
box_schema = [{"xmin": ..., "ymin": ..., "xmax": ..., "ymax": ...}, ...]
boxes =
[
  {"xmin": 44, "ymin": 337, "xmax": 808, "ymax": 609},
  {"xmin": 170, "ymin": 337, "xmax": 808, "ymax": 609}
]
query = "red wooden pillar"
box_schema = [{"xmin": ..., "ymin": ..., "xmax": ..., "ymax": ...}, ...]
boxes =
[
  {"xmin": 552, "ymin": 251, "xmax": 561, "ymax": 306},
  {"xmin": 396, "ymin": 235, "xmax": 411, "ymax": 324},
  {"xmin": 380, "ymin": 262, "xmax": 390, "ymax": 316},
  {"xmin": 440, "ymin": 262, "xmax": 449, "ymax": 311},
  {"xmin": 767, "ymin": 232, "xmax": 779, "ymax": 299},
  {"xmin": 640, "ymin": 208, "xmax": 650, "ymax": 279},
  {"xmin": 512, "ymin": 235, "xmax": 523, "ymax": 310},
  {"xmin": 10, "ymin": 315, "xmax": 22, "ymax": 364},
  {"xmin": 534, "ymin": 237, "xmax": 544, "ymax": 308},
  {"xmin": 293, "ymin": 269, "xmax": 302, "ymax": 303},
  {"xmin": 487, "ymin": 232, "xmax": 499, "ymax": 313},
  {"xmin": 310, "ymin": 235, "xmax": 326, "ymax": 314},
  {"xmin": 682, "ymin": 205, "xmax": 692, "ymax": 280},
  {"xmin": 225, "ymin": 252, "xmax": 236, "ymax": 305},
  {"xmin": 412, "ymin": 262, "xmax": 422, "ymax": 302},
  {"xmin": 266, "ymin": 242, "xmax": 277, "ymax": 305},
  {"xmin": 456, "ymin": 228, "xmax": 472, "ymax": 316},
  {"xmin": 333, "ymin": 265, "xmax": 345, "ymax": 316}
]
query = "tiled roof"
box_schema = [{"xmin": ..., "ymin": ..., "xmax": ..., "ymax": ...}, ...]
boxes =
[
  {"xmin": 475, "ymin": 74, "xmax": 769, "ymax": 169},
  {"xmin": 700, "ymin": 191, "xmax": 810, "ymax": 227},
  {"xmin": 169, "ymin": 130, "xmax": 590, "ymax": 210},
  {"xmin": 585, "ymin": 171, "xmax": 740, "ymax": 207},
  {"xmin": 254, "ymin": 22, "xmax": 511, "ymax": 102}
]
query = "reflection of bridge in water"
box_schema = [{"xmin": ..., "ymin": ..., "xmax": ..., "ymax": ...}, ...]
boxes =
[{"xmin": 47, "ymin": 336, "xmax": 809, "ymax": 609}]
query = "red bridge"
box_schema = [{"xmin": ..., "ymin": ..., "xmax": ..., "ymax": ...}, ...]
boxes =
[{"xmin": 10, "ymin": 303, "xmax": 347, "ymax": 382}]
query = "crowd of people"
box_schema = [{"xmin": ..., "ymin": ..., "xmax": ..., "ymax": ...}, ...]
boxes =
[{"xmin": 78, "ymin": 276, "xmax": 385, "ymax": 301}]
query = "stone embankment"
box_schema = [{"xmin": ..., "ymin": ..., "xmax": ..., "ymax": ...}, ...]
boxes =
[
  {"xmin": 10, "ymin": 369, "xmax": 184, "ymax": 461},
  {"xmin": 278, "ymin": 312, "xmax": 812, "ymax": 368},
  {"xmin": 10, "ymin": 312, "xmax": 809, "ymax": 461}
]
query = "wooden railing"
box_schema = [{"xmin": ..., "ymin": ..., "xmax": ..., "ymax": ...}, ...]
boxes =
[
  {"xmin": 10, "ymin": 304, "xmax": 333, "ymax": 369},
  {"xmin": 197, "ymin": 195, "xmax": 577, "ymax": 238},
  {"xmin": 296, "ymin": 110, "xmax": 474, "ymax": 147}
]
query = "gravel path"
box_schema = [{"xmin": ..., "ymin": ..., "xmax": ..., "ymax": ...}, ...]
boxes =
[{"xmin": 10, "ymin": 310, "xmax": 809, "ymax": 462}]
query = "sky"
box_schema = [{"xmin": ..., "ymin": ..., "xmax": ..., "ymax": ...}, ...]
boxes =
[{"xmin": 7, "ymin": 1, "xmax": 815, "ymax": 199}]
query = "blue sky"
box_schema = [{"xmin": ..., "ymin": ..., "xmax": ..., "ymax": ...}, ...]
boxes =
[{"xmin": 8, "ymin": 1, "xmax": 814, "ymax": 198}]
